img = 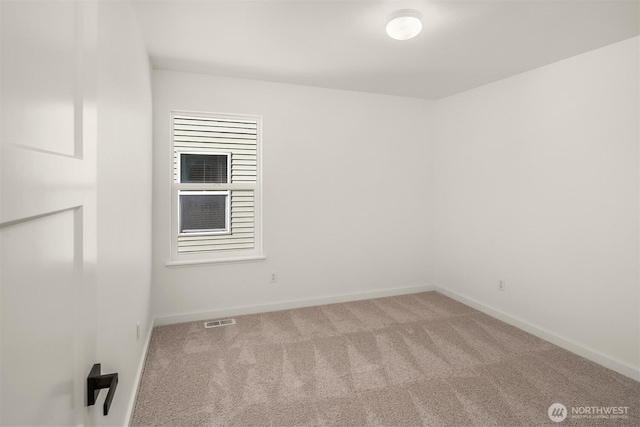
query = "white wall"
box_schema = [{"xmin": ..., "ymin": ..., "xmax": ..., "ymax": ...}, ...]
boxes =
[
  {"xmin": 96, "ymin": 1, "xmax": 153, "ymax": 425},
  {"xmin": 152, "ymin": 71, "xmax": 434, "ymax": 321},
  {"xmin": 434, "ymin": 37, "xmax": 639, "ymax": 376}
]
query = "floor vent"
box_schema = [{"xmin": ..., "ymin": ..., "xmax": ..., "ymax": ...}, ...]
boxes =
[{"xmin": 204, "ymin": 318, "xmax": 236, "ymax": 328}]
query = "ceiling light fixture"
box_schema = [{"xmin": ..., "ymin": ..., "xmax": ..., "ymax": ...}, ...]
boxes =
[{"xmin": 386, "ymin": 9, "xmax": 423, "ymax": 41}]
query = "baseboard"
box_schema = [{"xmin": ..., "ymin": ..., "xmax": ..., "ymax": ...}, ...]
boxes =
[
  {"xmin": 154, "ymin": 284, "xmax": 435, "ymax": 326},
  {"xmin": 435, "ymin": 284, "xmax": 640, "ymax": 382},
  {"xmin": 124, "ymin": 316, "xmax": 155, "ymax": 426}
]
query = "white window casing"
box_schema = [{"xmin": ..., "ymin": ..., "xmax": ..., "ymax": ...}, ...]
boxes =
[{"xmin": 169, "ymin": 111, "xmax": 263, "ymax": 265}]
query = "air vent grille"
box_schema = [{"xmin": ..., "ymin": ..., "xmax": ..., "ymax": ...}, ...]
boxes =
[{"xmin": 204, "ymin": 318, "xmax": 236, "ymax": 328}]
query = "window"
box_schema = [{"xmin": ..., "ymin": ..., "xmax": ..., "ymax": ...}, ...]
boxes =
[
  {"xmin": 179, "ymin": 190, "xmax": 229, "ymax": 234},
  {"xmin": 180, "ymin": 153, "xmax": 230, "ymax": 184},
  {"xmin": 170, "ymin": 112, "xmax": 263, "ymax": 264}
]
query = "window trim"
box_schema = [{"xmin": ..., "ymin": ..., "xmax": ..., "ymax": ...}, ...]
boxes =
[
  {"xmin": 178, "ymin": 190, "xmax": 231, "ymax": 236},
  {"xmin": 169, "ymin": 110, "xmax": 264, "ymax": 265}
]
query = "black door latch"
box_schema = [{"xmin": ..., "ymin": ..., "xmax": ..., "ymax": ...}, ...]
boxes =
[{"xmin": 87, "ymin": 364, "xmax": 118, "ymax": 416}]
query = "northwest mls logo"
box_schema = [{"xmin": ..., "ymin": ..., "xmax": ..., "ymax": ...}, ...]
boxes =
[
  {"xmin": 548, "ymin": 403, "xmax": 568, "ymax": 423},
  {"xmin": 548, "ymin": 403, "xmax": 630, "ymax": 422}
]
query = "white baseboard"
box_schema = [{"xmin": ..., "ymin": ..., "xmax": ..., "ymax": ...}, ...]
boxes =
[
  {"xmin": 435, "ymin": 284, "xmax": 640, "ymax": 382},
  {"xmin": 125, "ymin": 316, "xmax": 155, "ymax": 427},
  {"xmin": 154, "ymin": 284, "xmax": 435, "ymax": 326}
]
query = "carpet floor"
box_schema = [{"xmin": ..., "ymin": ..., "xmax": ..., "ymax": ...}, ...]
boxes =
[{"xmin": 131, "ymin": 292, "xmax": 639, "ymax": 426}]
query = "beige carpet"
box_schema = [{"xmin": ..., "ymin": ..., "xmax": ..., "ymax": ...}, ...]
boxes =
[{"xmin": 131, "ymin": 292, "xmax": 639, "ymax": 426}]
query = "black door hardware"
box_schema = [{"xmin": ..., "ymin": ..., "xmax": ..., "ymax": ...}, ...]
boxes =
[{"xmin": 87, "ymin": 364, "xmax": 118, "ymax": 416}]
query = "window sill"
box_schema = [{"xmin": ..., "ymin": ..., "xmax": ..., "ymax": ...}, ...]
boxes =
[{"xmin": 166, "ymin": 254, "xmax": 266, "ymax": 268}]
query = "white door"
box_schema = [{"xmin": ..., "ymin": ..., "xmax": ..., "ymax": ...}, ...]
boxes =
[{"xmin": 1, "ymin": 1, "xmax": 98, "ymax": 425}]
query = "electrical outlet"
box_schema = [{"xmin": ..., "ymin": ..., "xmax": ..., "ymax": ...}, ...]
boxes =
[
  {"xmin": 270, "ymin": 272, "xmax": 278, "ymax": 283},
  {"xmin": 136, "ymin": 321, "xmax": 141, "ymax": 340},
  {"xmin": 498, "ymin": 280, "xmax": 506, "ymax": 292}
]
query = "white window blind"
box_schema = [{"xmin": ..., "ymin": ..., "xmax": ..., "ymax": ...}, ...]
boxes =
[{"xmin": 172, "ymin": 112, "xmax": 260, "ymax": 257}]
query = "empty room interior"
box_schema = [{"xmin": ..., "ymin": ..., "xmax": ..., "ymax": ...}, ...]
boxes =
[{"xmin": 1, "ymin": 0, "xmax": 639, "ymax": 426}]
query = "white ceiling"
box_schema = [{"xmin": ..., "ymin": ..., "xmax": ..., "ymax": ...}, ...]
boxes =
[{"xmin": 132, "ymin": 1, "xmax": 639, "ymax": 100}]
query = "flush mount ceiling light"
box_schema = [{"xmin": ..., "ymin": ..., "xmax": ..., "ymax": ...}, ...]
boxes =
[{"xmin": 386, "ymin": 9, "xmax": 423, "ymax": 41}]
